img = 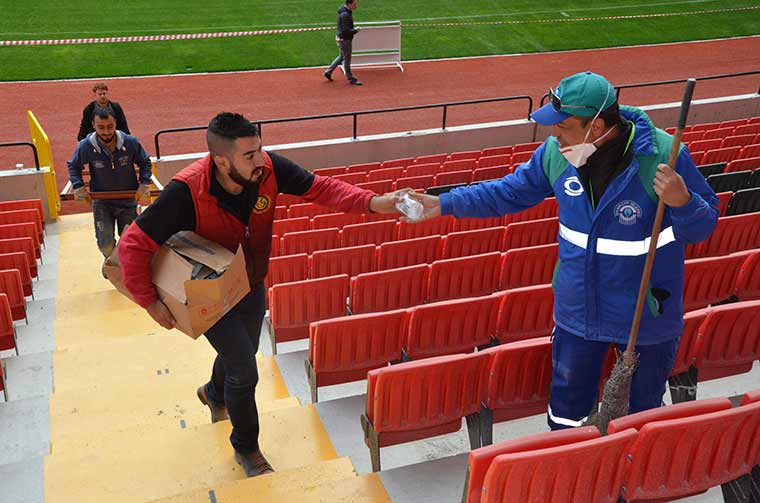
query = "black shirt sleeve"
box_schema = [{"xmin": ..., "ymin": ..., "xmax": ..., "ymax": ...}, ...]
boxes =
[
  {"xmin": 112, "ymin": 101, "xmax": 131, "ymax": 135},
  {"xmin": 77, "ymin": 102, "xmax": 94, "ymax": 141},
  {"xmin": 133, "ymin": 180, "xmax": 196, "ymax": 245},
  {"xmin": 270, "ymin": 151, "xmax": 316, "ymax": 196}
]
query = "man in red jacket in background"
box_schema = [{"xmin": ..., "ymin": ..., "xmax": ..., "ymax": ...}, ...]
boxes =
[{"xmin": 118, "ymin": 112, "xmax": 402, "ymax": 477}]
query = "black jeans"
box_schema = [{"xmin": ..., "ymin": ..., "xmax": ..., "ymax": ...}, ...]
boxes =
[
  {"xmin": 92, "ymin": 199, "xmax": 137, "ymax": 258},
  {"xmin": 203, "ymin": 282, "xmax": 266, "ymax": 453}
]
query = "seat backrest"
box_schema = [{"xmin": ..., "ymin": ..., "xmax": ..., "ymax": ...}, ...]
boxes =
[
  {"xmin": 697, "ymin": 162, "xmax": 726, "ymax": 178},
  {"xmin": 725, "ymin": 187, "xmax": 760, "ymax": 216},
  {"xmin": 381, "ymin": 157, "xmax": 414, "ymax": 169},
  {"xmin": 481, "ymin": 337, "xmax": 553, "ymax": 419},
  {"xmin": 480, "ymin": 146, "xmax": 513, "ymax": 157},
  {"xmin": 694, "ymin": 299, "xmax": 760, "ymax": 380},
  {"xmin": 495, "ymin": 284, "xmax": 554, "ymax": 343},
  {"xmin": 367, "ymin": 352, "xmax": 490, "ymax": 436},
  {"xmin": 350, "ymin": 263, "xmax": 428, "ymax": 314},
  {"xmin": 0, "ymin": 269, "xmax": 24, "ymax": 311},
  {"xmin": 608, "ymin": 397, "xmax": 731, "ymax": 434},
  {"xmin": 671, "ymin": 307, "xmax": 710, "ymax": 376},
  {"xmin": 498, "ymin": 243, "xmax": 558, "ymax": 291},
  {"xmin": 735, "ymin": 249, "xmax": 760, "ymax": 300},
  {"xmin": 313, "ymin": 166, "xmax": 347, "ymax": 177},
  {"xmin": 465, "ymin": 427, "xmax": 600, "ymax": 503},
  {"xmin": 268, "ymin": 274, "xmax": 349, "ymax": 330},
  {"xmin": 501, "ymin": 217, "xmax": 558, "ymax": 251},
  {"xmin": 451, "ymin": 216, "xmax": 504, "ymax": 232},
  {"xmin": 276, "ymin": 193, "xmax": 304, "ymax": 207},
  {"xmin": 394, "ymin": 174, "xmax": 434, "ymax": 191},
  {"xmin": 272, "ymin": 216, "xmax": 310, "ymax": 236},
  {"xmin": 693, "ymin": 212, "xmax": 760, "ymax": 258},
  {"xmin": 356, "ymin": 179, "xmax": 395, "ymax": 195},
  {"xmin": 689, "ymin": 138, "xmax": 723, "ymax": 152},
  {"xmin": 741, "ymin": 143, "xmax": 760, "ymax": 159},
  {"xmin": 743, "ymin": 389, "xmax": 760, "ymax": 405},
  {"xmin": 0, "ymin": 209, "xmax": 42, "ymax": 237},
  {"xmin": 0, "ymin": 199, "xmax": 43, "ymax": 218},
  {"xmin": 720, "ymin": 119, "xmax": 748, "ymax": 129},
  {"xmin": 280, "ymin": 228, "xmax": 340, "ymax": 256},
  {"xmin": 707, "ymin": 170, "xmax": 752, "ymax": 192},
  {"xmin": 0, "ymin": 237, "xmax": 36, "ymax": 270},
  {"xmin": 441, "ymin": 227, "xmax": 505, "ymax": 259},
  {"xmin": 265, "ymin": 254, "xmax": 308, "ymax": 290},
  {"xmin": 448, "ymin": 150, "xmax": 481, "ymax": 162},
  {"xmin": 0, "ymin": 223, "xmax": 40, "ymax": 251},
  {"xmin": 683, "ymin": 253, "xmax": 746, "ymax": 311},
  {"xmin": 309, "ymin": 308, "xmax": 406, "ymax": 380},
  {"xmin": 287, "ymin": 202, "xmax": 335, "ymax": 219},
  {"xmin": 511, "ymin": 151, "xmax": 533, "ymax": 165},
  {"xmin": 478, "ymin": 154, "xmax": 512, "ymax": 169},
  {"xmin": 367, "ymin": 166, "xmax": 405, "ymax": 182},
  {"xmin": 434, "ymin": 170, "xmax": 473, "ymax": 187},
  {"xmin": 427, "ymin": 252, "xmax": 501, "ymax": 302},
  {"xmin": 703, "ymin": 146, "xmax": 743, "ymax": 165},
  {"xmin": 311, "ymin": 212, "xmax": 364, "ymax": 230},
  {"xmin": 0, "ymin": 293, "xmax": 14, "ymax": 341},
  {"xmin": 414, "ymin": 153, "xmax": 448, "ymax": 165},
  {"xmin": 725, "ymin": 157, "xmax": 760, "ymax": 174},
  {"xmin": 404, "ymin": 162, "xmax": 440, "ymax": 178},
  {"xmin": 472, "ymin": 166, "xmax": 509, "ymax": 182},
  {"xmin": 702, "ymin": 126, "xmax": 735, "ymax": 140},
  {"xmin": 502, "ymin": 198, "xmax": 559, "ymax": 226},
  {"xmin": 405, "ymin": 294, "xmax": 499, "ymax": 359},
  {"xmin": 333, "ymin": 172, "xmax": 368, "ymax": 184},
  {"xmin": 440, "ymin": 159, "xmax": 477, "ymax": 173},
  {"xmin": 722, "ymin": 134, "xmax": 757, "ymax": 148},
  {"xmin": 397, "ymin": 215, "xmax": 452, "ymax": 241},
  {"xmin": 716, "ymin": 190, "xmax": 732, "ymax": 216},
  {"xmin": 0, "ymin": 252, "xmax": 31, "ymax": 285},
  {"xmin": 682, "ymin": 130, "xmax": 704, "ymax": 143},
  {"xmin": 481, "ymin": 429, "xmax": 638, "ymax": 503},
  {"xmin": 309, "ymin": 244, "xmax": 376, "ymax": 279},
  {"xmin": 273, "ymin": 206, "xmax": 287, "ymax": 220},
  {"xmin": 347, "ymin": 162, "xmax": 381, "ymax": 173},
  {"xmin": 341, "ymin": 220, "xmax": 398, "ymax": 247},
  {"xmin": 513, "ymin": 142, "xmax": 541, "ymax": 153},
  {"xmin": 376, "ymin": 234, "xmax": 441, "ymax": 270},
  {"xmin": 616, "ymin": 400, "xmax": 760, "ymax": 502}
]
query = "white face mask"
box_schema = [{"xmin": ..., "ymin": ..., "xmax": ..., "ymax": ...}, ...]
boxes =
[{"xmin": 558, "ymin": 84, "xmax": 613, "ymax": 168}]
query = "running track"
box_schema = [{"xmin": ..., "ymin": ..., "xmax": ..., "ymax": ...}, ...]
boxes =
[{"xmin": 0, "ymin": 36, "xmax": 758, "ymax": 213}]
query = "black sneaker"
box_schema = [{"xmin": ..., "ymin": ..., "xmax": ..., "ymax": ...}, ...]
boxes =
[
  {"xmin": 234, "ymin": 450, "xmax": 274, "ymax": 478},
  {"xmin": 349, "ymin": 78, "xmax": 363, "ymax": 86},
  {"xmin": 323, "ymin": 71, "xmax": 333, "ymax": 82}
]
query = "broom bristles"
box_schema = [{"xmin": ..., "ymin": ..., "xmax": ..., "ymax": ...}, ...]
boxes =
[{"xmin": 585, "ymin": 350, "xmax": 639, "ymax": 435}]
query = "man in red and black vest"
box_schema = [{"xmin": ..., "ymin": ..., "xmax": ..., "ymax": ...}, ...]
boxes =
[{"xmin": 118, "ymin": 112, "xmax": 402, "ymax": 477}]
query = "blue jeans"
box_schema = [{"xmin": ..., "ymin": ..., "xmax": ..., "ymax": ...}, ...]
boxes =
[
  {"xmin": 92, "ymin": 200, "xmax": 137, "ymax": 258},
  {"xmin": 548, "ymin": 326, "xmax": 679, "ymax": 430},
  {"xmin": 326, "ymin": 39, "xmax": 353, "ymax": 80},
  {"xmin": 203, "ymin": 283, "xmax": 266, "ymax": 453}
]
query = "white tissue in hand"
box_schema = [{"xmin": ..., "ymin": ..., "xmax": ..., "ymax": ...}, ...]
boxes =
[{"xmin": 396, "ymin": 193, "xmax": 423, "ymax": 221}]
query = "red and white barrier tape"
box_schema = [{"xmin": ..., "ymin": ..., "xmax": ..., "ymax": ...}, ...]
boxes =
[{"xmin": 2, "ymin": 6, "xmax": 757, "ymax": 47}]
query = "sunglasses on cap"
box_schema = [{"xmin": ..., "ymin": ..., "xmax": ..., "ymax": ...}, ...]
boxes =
[{"xmin": 549, "ymin": 88, "xmax": 600, "ymax": 113}]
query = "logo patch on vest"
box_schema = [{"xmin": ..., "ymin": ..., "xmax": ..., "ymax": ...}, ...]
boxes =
[
  {"xmin": 563, "ymin": 176, "xmax": 584, "ymax": 197},
  {"xmin": 614, "ymin": 200, "xmax": 642, "ymax": 225},
  {"xmin": 254, "ymin": 195, "xmax": 271, "ymax": 214}
]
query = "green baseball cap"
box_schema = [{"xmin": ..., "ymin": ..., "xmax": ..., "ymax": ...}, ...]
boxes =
[{"xmin": 531, "ymin": 71, "xmax": 617, "ymax": 125}]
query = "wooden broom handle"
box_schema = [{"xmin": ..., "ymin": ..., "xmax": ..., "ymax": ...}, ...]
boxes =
[{"xmin": 626, "ymin": 79, "xmax": 696, "ymax": 355}]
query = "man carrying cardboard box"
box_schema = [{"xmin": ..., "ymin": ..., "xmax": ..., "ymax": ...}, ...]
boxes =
[{"xmin": 118, "ymin": 112, "xmax": 403, "ymax": 477}]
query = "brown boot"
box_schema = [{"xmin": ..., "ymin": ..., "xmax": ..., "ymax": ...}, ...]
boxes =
[
  {"xmin": 234, "ymin": 449, "xmax": 275, "ymax": 478},
  {"xmin": 196, "ymin": 386, "xmax": 229, "ymax": 423}
]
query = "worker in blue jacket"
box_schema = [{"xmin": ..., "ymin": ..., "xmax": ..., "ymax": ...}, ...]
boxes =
[{"xmin": 406, "ymin": 71, "xmax": 718, "ymax": 430}]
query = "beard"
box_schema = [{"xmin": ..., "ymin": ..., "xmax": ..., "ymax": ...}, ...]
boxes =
[
  {"xmin": 228, "ymin": 162, "xmax": 262, "ymax": 190},
  {"xmin": 97, "ymin": 133, "xmax": 115, "ymax": 144}
]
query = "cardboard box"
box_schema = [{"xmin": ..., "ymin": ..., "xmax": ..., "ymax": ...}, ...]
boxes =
[{"xmin": 105, "ymin": 230, "xmax": 250, "ymax": 339}]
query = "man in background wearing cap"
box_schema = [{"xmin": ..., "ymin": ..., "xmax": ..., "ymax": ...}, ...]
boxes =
[{"xmin": 405, "ymin": 71, "xmax": 718, "ymax": 430}]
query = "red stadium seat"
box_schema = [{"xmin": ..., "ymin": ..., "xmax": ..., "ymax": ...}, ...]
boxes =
[
  {"xmin": 280, "ymin": 228, "xmax": 340, "ymax": 256},
  {"xmin": 690, "ymin": 212, "xmax": 760, "ymax": 258},
  {"xmin": 440, "ymin": 159, "xmax": 476, "ymax": 173},
  {"xmin": 735, "ymin": 249, "xmax": 760, "ymax": 300},
  {"xmin": 306, "ymin": 309, "xmax": 407, "ymax": 402},
  {"xmin": 502, "ymin": 197, "xmax": 558, "ymax": 225},
  {"xmin": 690, "ymin": 151, "xmax": 704, "ymax": 165},
  {"xmin": 414, "ymin": 153, "xmax": 448, "ymax": 165},
  {"xmin": 740, "ymin": 143, "xmax": 760, "ymax": 159},
  {"xmin": 513, "ymin": 142, "xmax": 541, "ymax": 153},
  {"xmin": 341, "ymin": 220, "xmax": 397, "ymax": 247},
  {"xmin": 350, "ymin": 263, "xmax": 428, "ymax": 314},
  {"xmin": 397, "ymin": 216, "xmax": 452, "ymax": 240},
  {"xmin": 471, "ymin": 165, "xmax": 510, "ymax": 182},
  {"xmin": 381, "ymin": 157, "xmax": 414, "ymax": 169},
  {"xmin": 0, "ymin": 293, "xmax": 16, "ymax": 352},
  {"xmin": 609, "ymin": 398, "xmax": 760, "ymax": 503},
  {"xmin": 448, "ymin": 150, "xmax": 480, "ymax": 162},
  {"xmin": 376, "ymin": 234, "xmax": 441, "ymax": 270},
  {"xmin": 433, "ymin": 170, "xmax": 472, "ymax": 186},
  {"xmin": 0, "ymin": 210, "xmax": 43, "ymax": 244},
  {"xmin": 479, "ymin": 338, "xmax": 553, "ymax": 445},
  {"xmin": 719, "ymin": 119, "xmax": 748, "ymax": 129},
  {"xmin": 309, "ymin": 244, "xmax": 375, "ymax": 279},
  {"xmin": 480, "ymin": 146, "xmax": 513, "ymax": 157},
  {"xmin": 689, "ymin": 139, "xmax": 723, "ymax": 153},
  {"xmin": 427, "ymin": 252, "xmax": 501, "ymax": 302},
  {"xmin": 276, "ymin": 193, "xmax": 304, "ymax": 207},
  {"xmin": 501, "ymin": 217, "xmax": 558, "ymax": 251},
  {"xmin": 367, "ymin": 166, "xmax": 405, "ymax": 182},
  {"xmin": 404, "ymin": 294, "xmax": 499, "ymax": 359},
  {"xmin": 394, "ymin": 174, "xmax": 434, "ymax": 191},
  {"xmin": 0, "ymin": 252, "xmax": 32, "ymax": 297},
  {"xmin": 667, "ymin": 308, "xmax": 710, "ymax": 404},
  {"xmin": 287, "ymin": 202, "xmax": 336, "ymax": 219},
  {"xmin": 311, "ymin": 212, "xmax": 363, "ymax": 230},
  {"xmin": 265, "ymin": 254, "xmax": 308, "ymax": 291},
  {"xmin": 702, "ymin": 146, "xmax": 742, "ymax": 165},
  {"xmin": 498, "ymin": 243, "xmax": 558, "ymax": 290},
  {"xmin": 478, "ymin": 154, "xmax": 512, "ymax": 169},
  {"xmin": 463, "ymin": 427, "xmax": 600, "ymax": 503},
  {"xmin": 347, "ymin": 162, "xmax": 381, "ymax": 174},
  {"xmin": 694, "ymin": 300, "xmax": 760, "ymax": 381},
  {"xmin": 361, "ymin": 352, "xmax": 490, "ymax": 471},
  {"xmin": 702, "ymin": 127, "xmax": 735, "ymax": 140},
  {"xmin": 734, "ymin": 124, "xmax": 760, "ymax": 136},
  {"xmin": 270, "ymin": 234, "xmax": 280, "ymax": 257},
  {"xmin": 0, "ymin": 269, "xmax": 25, "ymax": 322},
  {"xmin": 725, "ymin": 156, "xmax": 760, "ymax": 173},
  {"xmin": 511, "ymin": 150, "xmax": 533, "ymax": 165},
  {"xmin": 0, "ymin": 223, "xmax": 41, "ymax": 259},
  {"xmin": 333, "ymin": 172, "xmax": 368, "ymax": 184},
  {"xmin": 0, "ymin": 199, "xmax": 44, "ymax": 228},
  {"xmin": 495, "ymin": 284, "xmax": 554, "ymax": 343},
  {"xmin": 716, "ymin": 191, "xmax": 732, "ymax": 216},
  {"xmin": 683, "ymin": 253, "xmax": 746, "ymax": 311},
  {"xmin": 441, "ymin": 227, "xmax": 504, "ymax": 259},
  {"xmin": 480, "ymin": 429, "xmax": 637, "ymax": 503},
  {"xmin": 691, "ymin": 122, "xmax": 721, "ymax": 132},
  {"xmin": 271, "ymin": 216, "xmax": 310, "ymax": 236},
  {"xmin": 267, "ymin": 274, "xmax": 349, "ymax": 353},
  {"xmin": 451, "ymin": 216, "xmax": 503, "ymax": 232},
  {"xmin": 403, "ymin": 163, "xmax": 440, "ymax": 178},
  {"xmin": 273, "ymin": 206, "xmax": 287, "ymax": 220},
  {"xmin": 312, "ymin": 166, "xmax": 347, "ymax": 177},
  {"xmin": 355, "ymin": 180, "xmax": 394, "ymax": 195},
  {"xmin": 682, "ymin": 130, "xmax": 704, "ymax": 143},
  {"xmin": 0, "ymin": 238, "xmax": 37, "ymax": 279},
  {"xmin": 721, "ymin": 134, "xmax": 757, "ymax": 148}
]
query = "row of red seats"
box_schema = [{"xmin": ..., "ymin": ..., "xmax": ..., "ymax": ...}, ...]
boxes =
[
  {"xmin": 685, "ymin": 211, "xmax": 760, "ymax": 259},
  {"xmin": 303, "ymin": 250, "xmax": 758, "ymax": 403},
  {"xmin": 689, "ymin": 143, "xmax": 760, "ymax": 167},
  {"xmin": 666, "ymin": 116, "xmax": 760, "ymax": 134},
  {"xmin": 685, "ymin": 130, "xmax": 759, "ymax": 147},
  {"xmin": 465, "ymin": 390, "xmax": 760, "ymax": 503}
]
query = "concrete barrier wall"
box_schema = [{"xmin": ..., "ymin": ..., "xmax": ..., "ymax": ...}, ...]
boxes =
[
  {"xmin": 149, "ymin": 92, "xmax": 758, "ymax": 184},
  {"xmin": 0, "ymin": 168, "xmax": 53, "ymax": 221}
]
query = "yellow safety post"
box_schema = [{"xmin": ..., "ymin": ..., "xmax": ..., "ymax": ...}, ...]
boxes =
[{"xmin": 26, "ymin": 110, "xmax": 60, "ymax": 219}]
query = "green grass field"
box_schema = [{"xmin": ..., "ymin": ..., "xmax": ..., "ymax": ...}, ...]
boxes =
[{"xmin": 1, "ymin": 0, "xmax": 758, "ymax": 81}]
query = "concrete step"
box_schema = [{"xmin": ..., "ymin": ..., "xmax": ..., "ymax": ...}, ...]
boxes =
[
  {"xmin": 147, "ymin": 456, "xmax": 358, "ymax": 503},
  {"xmin": 45, "ymin": 404, "xmax": 338, "ymax": 503},
  {"xmin": 53, "ymin": 308, "xmax": 179, "ymax": 348}
]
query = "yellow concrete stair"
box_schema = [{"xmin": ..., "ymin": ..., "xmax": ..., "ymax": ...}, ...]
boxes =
[
  {"xmin": 45, "ymin": 404, "xmax": 338, "ymax": 503},
  {"xmin": 53, "ymin": 308, "xmax": 182, "ymax": 348}
]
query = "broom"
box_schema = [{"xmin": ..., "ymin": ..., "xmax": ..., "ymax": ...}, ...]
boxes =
[{"xmin": 586, "ymin": 78, "xmax": 697, "ymax": 435}]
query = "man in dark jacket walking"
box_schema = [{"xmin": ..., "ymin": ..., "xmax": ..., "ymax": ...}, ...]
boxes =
[
  {"xmin": 323, "ymin": 0, "xmax": 362, "ymax": 85},
  {"xmin": 77, "ymin": 82, "xmax": 131, "ymax": 141}
]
